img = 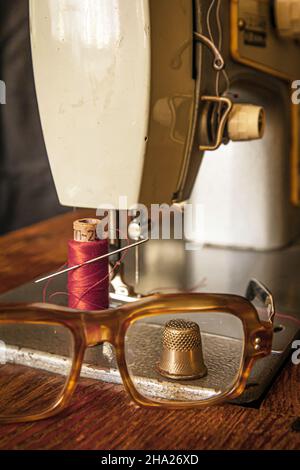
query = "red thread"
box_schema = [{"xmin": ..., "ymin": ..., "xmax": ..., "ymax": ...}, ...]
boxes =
[
  {"xmin": 42, "ymin": 262, "xmax": 67, "ymax": 304},
  {"xmin": 42, "ymin": 230, "xmax": 130, "ymax": 310},
  {"xmin": 276, "ymin": 312, "xmax": 300, "ymax": 327},
  {"xmin": 67, "ymin": 239, "xmax": 109, "ymax": 310}
]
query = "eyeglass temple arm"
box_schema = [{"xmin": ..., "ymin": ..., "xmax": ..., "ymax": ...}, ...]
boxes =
[{"xmin": 245, "ymin": 279, "xmax": 275, "ymax": 324}]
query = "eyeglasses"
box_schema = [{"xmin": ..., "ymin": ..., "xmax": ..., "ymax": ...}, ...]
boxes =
[{"xmin": 0, "ymin": 279, "xmax": 274, "ymax": 423}]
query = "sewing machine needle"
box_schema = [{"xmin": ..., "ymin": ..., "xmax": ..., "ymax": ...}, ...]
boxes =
[{"xmin": 35, "ymin": 238, "xmax": 149, "ymax": 284}]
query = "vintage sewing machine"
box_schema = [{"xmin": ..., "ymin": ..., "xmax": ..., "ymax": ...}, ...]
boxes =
[{"xmin": 1, "ymin": 0, "xmax": 300, "ymax": 405}]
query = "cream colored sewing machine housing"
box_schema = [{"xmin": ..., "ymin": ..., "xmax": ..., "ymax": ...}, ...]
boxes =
[
  {"xmin": 30, "ymin": 0, "xmax": 202, "ymax": 209},
  {"xmin": 30, "ymin": 0, "xmax": 300, "ymax": 251}
]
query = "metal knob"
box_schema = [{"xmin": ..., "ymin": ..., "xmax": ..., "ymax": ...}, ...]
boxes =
[
  {"xmin": 157, "ymin": 319, "xmax": 207, "ymax": 380},
  {"xmin": 227, "ymin": 104, "xmax": 265, "ymax": 141}
]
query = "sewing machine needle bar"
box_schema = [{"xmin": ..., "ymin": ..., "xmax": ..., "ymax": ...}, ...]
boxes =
[{"xmin": 35, "ymin": 238, "xmax": 149, "ymax": 284}]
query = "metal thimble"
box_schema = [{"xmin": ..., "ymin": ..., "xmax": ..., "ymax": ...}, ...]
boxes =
[{"xmin": 157, "ymin": 319, "xmax": 207, "ymax": 380}]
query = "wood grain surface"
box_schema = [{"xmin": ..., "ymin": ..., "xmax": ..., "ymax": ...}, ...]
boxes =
[{"xmin": 0, "ymin": 211, "xmax": 299, "ymax": 450}]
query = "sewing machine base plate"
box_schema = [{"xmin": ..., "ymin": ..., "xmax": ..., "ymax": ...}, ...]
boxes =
[{"xmin": 1, "ymin": 239, "xmax": 299, "ymax": 405}]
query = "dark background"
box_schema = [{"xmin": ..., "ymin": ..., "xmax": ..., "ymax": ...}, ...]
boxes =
[{"xmin": 0, "ymin": 0, "xmax": 69, "ymax": 235}]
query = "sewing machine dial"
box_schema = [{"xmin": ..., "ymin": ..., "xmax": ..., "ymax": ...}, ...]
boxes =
[
  {"xmin": 231, "ymin": 0, "xmax": 300, "ymax": 80},
  {"xmin": 275, "ymin": 0, "xmax": 300, "ymax": 39}
]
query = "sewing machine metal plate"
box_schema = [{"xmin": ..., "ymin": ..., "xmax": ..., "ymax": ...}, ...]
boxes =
[{"xmin": 1, "ymin": 238, "xmax": 299, "ymax": 406}]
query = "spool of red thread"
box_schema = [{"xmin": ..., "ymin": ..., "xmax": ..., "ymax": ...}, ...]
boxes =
[{"xmin": 68, "ymin": 219, "xmax": 109, "ymax": 311}]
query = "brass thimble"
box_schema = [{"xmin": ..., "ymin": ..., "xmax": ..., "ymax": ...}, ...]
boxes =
[{"xmin": 157, "ymin": 319, "xmax": 207, "ymax": 380}]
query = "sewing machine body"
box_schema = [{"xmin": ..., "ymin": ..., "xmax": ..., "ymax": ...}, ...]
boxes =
[
  {"xmin": 30, "ymin": 0, "xmax": 201, "ymax": 208},
  {"xmin": 30, "ymin": 0, "xmax": 300, "ymax": 249},
  {"xmin": 25, "ymin": 0, "xmax": 300, "ymax": 402}
]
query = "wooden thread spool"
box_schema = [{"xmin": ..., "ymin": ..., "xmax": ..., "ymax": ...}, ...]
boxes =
[
  {"xmin": 68, "ymin": 218, "xmax": 109, "ymax": 310},
  {"xmin": 73, "ymin": 218, "xmax": 101, "ymax": 243}
]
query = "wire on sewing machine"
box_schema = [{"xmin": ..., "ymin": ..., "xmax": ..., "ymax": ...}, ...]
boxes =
[{"xmin": 206, "ymin": 0, "xmax": 230, "ymax": 97}]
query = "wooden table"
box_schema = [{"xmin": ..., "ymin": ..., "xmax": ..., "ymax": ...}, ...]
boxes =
[{"xmin": 0, "ymin": 211, "xmax": 299, "ymax": 450}]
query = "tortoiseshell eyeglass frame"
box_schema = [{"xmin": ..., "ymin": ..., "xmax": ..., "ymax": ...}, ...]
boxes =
[{"xmin": 0, "ymin": 279, "xmax": 274, "ymax": 423}]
